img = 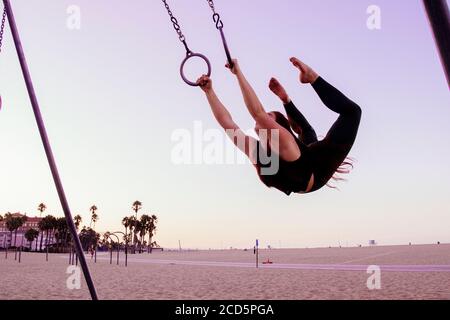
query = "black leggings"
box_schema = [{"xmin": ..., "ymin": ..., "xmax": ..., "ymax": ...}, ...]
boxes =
[
  {"xmin": 283, "ymin": 77, "xmax": 362, "ymax": 189},
  {"xmin": 284, "ymin": 77, "xmax": 361, "ymax": 148}
]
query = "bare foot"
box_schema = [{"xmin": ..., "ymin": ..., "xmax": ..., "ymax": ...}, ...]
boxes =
[
  {"xmin": 269, "ymin": 78, "xmax": 290, "ymax": 104},
  {"xmin": 290, "ymin": 57, "xmax": 319, "ymax": 84}
]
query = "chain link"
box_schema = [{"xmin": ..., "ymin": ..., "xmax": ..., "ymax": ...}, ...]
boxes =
[
  {"xmin": 206, "ymin": 0, "xmax": 223, "ymax": 29},
  {"xmin": 0, "ymin": 6, "xmax": 7, "ymax": 53},
  {"xmin": 207, "ymin": 0, "xmax": 216, "ymax": 14},
  {"xmin": 161, "ymin": 0, "xmax": 186, "ymax": 43}
]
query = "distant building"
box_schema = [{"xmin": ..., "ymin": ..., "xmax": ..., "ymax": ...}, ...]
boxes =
[
  {"xmin": 369, "ymin": 240, "xmax": 377, "ymax": 246},
  {"xmin": 0, "ymin": 212, "xmax": 51, "ymax": 249}
]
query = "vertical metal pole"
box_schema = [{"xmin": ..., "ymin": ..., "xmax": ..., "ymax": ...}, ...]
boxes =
[
  {"xmin": 5, "ymin": 234, "xmax": 8, "ymax": 259},
  {"xmin": 256, "ymin": 239, "xmax": 259, "ymax": 269},
  {"xmin": 3, "ymin": 0, "xmax": 98, "ymax": 300},
  {"xmin": 423, "ymin": 0, "xmax": 450, "ymax": 85},
  {"xmin": 4, "ymin": 234, "xmax": 7, "ymax": 259},
  {"xmin": 14, "ymin": 234, "xmax": 17, "ymax": 260},
  {"xmin": 125, "ymin": 241, "xmax": 128, "ymax": 267},
  {"xmin": 18, "ymin": 235, "xmax": 23, "ymax": 263},
  {"xmin": 219, "ymin": 28, "xmax": 233, "ymax": 69}
]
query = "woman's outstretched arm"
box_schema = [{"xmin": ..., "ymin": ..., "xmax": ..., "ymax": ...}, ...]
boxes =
[
  {"xmin": 197, "ymin": 75, "xmax": 258, "ymax": 162},
  {"xmin": 227, "ymin": 60, "xmax": 267, "ymax": 121},
  {"xmin": 226, "ymin": 60, "xmax": 301, "ymax": 162}
]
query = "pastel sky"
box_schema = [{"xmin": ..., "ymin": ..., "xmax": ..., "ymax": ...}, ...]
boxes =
[{"xmin": 0, "ymin": 0, "xmax": 449, "ymax": 249}]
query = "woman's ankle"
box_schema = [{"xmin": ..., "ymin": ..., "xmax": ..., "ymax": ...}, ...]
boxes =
[
  {"xmin": 281, "ymin": 96, "xmax": 291, "ymax": 104},
  {"xmin": 310, "ymin": 73, "xmax": 320, "ymax": 84}
]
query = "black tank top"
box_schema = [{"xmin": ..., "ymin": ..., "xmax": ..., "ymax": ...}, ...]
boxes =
[{"xmin": 255, "ymin": 138, "xmax": 314, "ymax": 196}]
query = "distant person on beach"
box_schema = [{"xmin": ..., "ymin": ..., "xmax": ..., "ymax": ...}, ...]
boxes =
[{"xmin": 197, "ymin": 57, "xmax": 362, "ymax": 195}]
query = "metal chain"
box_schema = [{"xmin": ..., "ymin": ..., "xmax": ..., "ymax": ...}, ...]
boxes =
[
  {"xmin": 0, "ymin": 6, "xmax": 7, "ymax": 53},
  {"xmin": 207, "ymin": 0, "xmax": 223, "ymax": 29},
  {"xmin": 161, "ymin": 0, "xmax": 192, "ymax": 54},
  {"xmin": 207, "ymin": 0, "xmax": 216, "ymax": 14},
  {"xmin": 161, "ymin": 0, "xmax": 186, "ymax": 43}
]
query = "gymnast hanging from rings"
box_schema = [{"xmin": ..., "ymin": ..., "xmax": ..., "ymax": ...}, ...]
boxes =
[
  {"xmin": 161, "ymin": 0, "xmax": 362, "ymax": 194},
  {"xmin": 196, "ymin": 58, "xmax": 362, "ymax": 195}
]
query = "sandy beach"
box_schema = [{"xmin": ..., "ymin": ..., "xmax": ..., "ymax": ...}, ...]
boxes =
[{"xmin": 1, "ymin": 244, "xmax": 449, "ymax": 300}]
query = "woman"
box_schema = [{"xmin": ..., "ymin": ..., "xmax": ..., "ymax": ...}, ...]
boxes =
[{"xmin": 197, "ymin": 57, "xmax": 362, "ymax": 195}]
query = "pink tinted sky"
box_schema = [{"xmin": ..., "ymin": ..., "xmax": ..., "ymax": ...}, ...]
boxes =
[{"xmin": 0, "ymin": 0, "xmax": 449, "ymax": 249}]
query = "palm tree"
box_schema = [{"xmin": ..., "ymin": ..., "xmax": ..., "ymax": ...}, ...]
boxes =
[
  {"xmin": 4, "ymin": 213, "xmax": 15, "ymax": 248},
  {"xmin": 132, "ymin": 201, "xmax": 142, "ymax": 247},
  {"xmin": 122, "ymin": 216, "xmax": 130, "ymax": 240},
  {"xmin": 102, "ymin": 232, "xmax": 111, "ymax": 245},
  {"xmin": 37, "ymin": 203, "xmax": 47, "ymax": 217},
  {"xmin": 71, "ymin": 215, "xmax": 82, "ymax": 254},
  {"xmin": 135, "ymin": 220, "xmax": 145, "ymax": 253},
  {"xmin": 89, "ymin": 205, "xmax": 98, "ymax": 229},
  {"xmin": 139, "ymin": 215, "xmax": 152, "ymax": 253},
  {"xmin": 25, "ymin": 228, "xmax": 39, "ymax": 251},
  {"xmin": 46, "ymin": 215, "xmax": 57, "ymax": 252},
  {"xmin": 132, "ymin": 201, "xmax": 142, "ymax": 216},
  {"xmin": 122, "ymin": 216, "xmax": 132, "ymax": 254},
  {"xmin": 37, "ymin": 204, "xmax": 47, "ymax": 251},
  {"xmin": 73, "ymin": 215, "xmax": 82, "ymax": 231},
  {"xmin": 38, "ymin": 218, "xmax": 47, "ymax": 251},
  {"xmin": 5, "ymin": 216, "xmax": 27, "ymax": 248},
  {"xmin": 16, "ymin": 216, "xmax": 27, "ymax": 248},
  {"xmin": 127, "ymin": 215, "xmax": 137, "ymax": 253},
  {"xmin": 55, "ymin": 217, "xmax": 69, "ymax": 252},
  {"xmin": 79, "ymin": 227, "xmax": 100, "ymax": 251},
  {"xmin": 38, "ymin": 215, "xmax": 56, "ymax": 252},
  {"xmin": 146, "ymin": 214, "xmax": 158, "ymax": 252}
]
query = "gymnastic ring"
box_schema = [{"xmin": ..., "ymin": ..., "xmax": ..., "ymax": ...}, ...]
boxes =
[{"xmin": 180, "ymin": 52, "xmax": 212, "ymax": 87}]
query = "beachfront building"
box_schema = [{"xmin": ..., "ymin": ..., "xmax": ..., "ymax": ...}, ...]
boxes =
[{"xmin": 0, "ymin": 212, "xmax": 50, "ymax": 250}]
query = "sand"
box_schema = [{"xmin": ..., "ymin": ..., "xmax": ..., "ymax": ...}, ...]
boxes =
[{"xmin": 0, "ymin": 244, "xmax": 449, "ymax": 300}]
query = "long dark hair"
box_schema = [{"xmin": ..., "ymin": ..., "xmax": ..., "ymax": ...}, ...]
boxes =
[
  {"xmin": 327, "ymin": 158, "xmax": 354, "ymax": 189},
  {"xmin": 271, "ymin": 111, "xmax": 354, "ymax": 189}
]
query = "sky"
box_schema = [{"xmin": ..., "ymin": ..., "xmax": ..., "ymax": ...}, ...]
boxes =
[{"xmin": 0, "ymin": 0, "xmax": 449, "ymax": 249}]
